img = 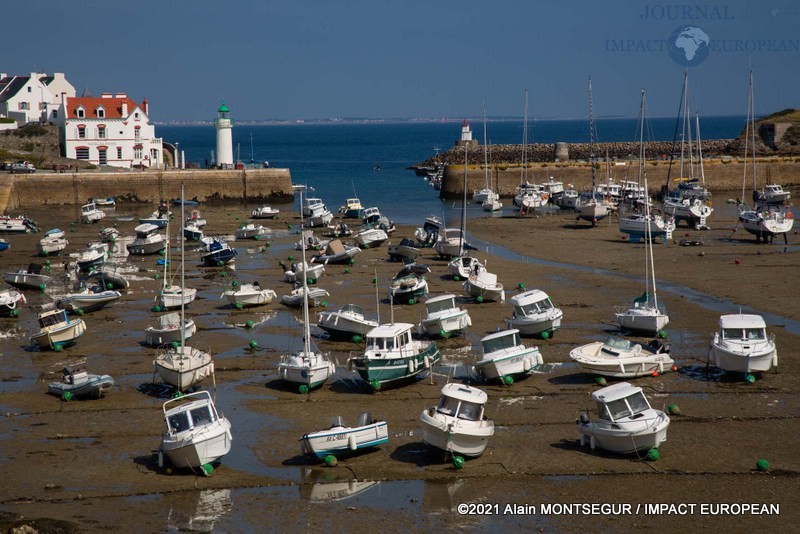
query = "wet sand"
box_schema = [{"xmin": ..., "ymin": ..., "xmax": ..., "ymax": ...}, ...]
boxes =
[{"xmin": 0, "ymin": 199, "xmax": 797, "ymax": 531}]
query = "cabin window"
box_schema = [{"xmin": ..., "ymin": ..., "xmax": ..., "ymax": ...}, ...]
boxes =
[
  {"xmin": 482, "ymin": 333, "xmax": 515, "ymax": 354},
  {"xmin": 458, "ymin": 401, "xmax": 481, "ymax": 421},
  {"xmin": 745, "ymin": 328, "xmax": 765, "ymax": 340},
  {"xmin": 627, "ymin": 392, "xmax": 650, "ymax": 416},
  {"xmin": 437, "ymin": 396, "xmax": 460, "ymax": 416},
  {"xmin": 605, "ymin": 399, "xmax": 632, "ymax": 420},
  {"xmin": 427, "ymin": 298, "xmax": 454, "ymax": 314},
  {"xmin": 167, "ymin": 412, "xmax": 190, "ymax": 433},
  {"xmin": 722, "ymin": 328, "xmax": 742, "ymax": 340},
  {"xmin": 597, "ymin": 402, "xmax": 612, "ymax": 421},
  {"xmin": 190, "ymin": 406, "xmax": 213, "ymax": 426}
]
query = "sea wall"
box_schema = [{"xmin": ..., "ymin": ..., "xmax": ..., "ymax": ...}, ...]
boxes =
[
  {"xmin": 439, "ymin": 158, "xmax": 800, "ymax": 198},
  {"xmin": 0, "ymin": 168, "xmax": 293, "ymax": 212}
]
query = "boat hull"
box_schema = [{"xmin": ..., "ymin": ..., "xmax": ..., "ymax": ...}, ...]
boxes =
[
  {"xmin": 420, "ymin": 310, "xmax": 471, "ymax": 337},
  {"xmin": 504, "ymin": 310, "xmax": 563, "ymax": 337},
  {"xmin": 31, "ymin": 319, "xmax": 87, "ymax": 350},
  {"xmin": 154, "ymin": 347, "xmax": 214, "ymax": 391},
  {"xmin": 578, "ymin": 413, "xmax": 669, "ymax": 454},
  {"xmin": 4, "ymin": 272, "xmax": 52, "ymax": 290},
  {"xmin": 317, "ymin": 312, "xmax": 377, "ymax": 339},
  {"xmin": 476, "ymin": 346, "xmax": 542, "ymax": 381},
  {"xmin": 301, "ymin": 422, "xmax": 388, "ymax": 458},
  {"xmin": 56, "ymin": 291, "xmax": 121, "ymax": 313},
  {"xmin": 708, "ymin": 340, "xmax": 777, "ymax": 373},
  {"xmin": 350, "ymin": 343, "xmax": 439, "ymax": 388},
  {"xmin": 616, "ymin": 309, "xmax": 669, "ymax": 335},
  {"xmin": 278, "ymin": 356, "xmax": 335, "ymax": 390},
  {"xmin": 127, "ymin": 238, "xmax": 165, "ymax": 255},
  {"xmin": 145, "ymin": 318, "xmax": 196, "ymax": 346},
  {"xmin": 161, "ymin": 419, "xmax": 232, "ymax": 469},
  {"xmin": 419, "ymin": 409, "xmax": 494, "ymax": 457},
  {"xmin": 48, "ymin": 375, "xmax": 114, "ymax": 399},
  {"xmin": 569, "ymin": 342, "xmax": 674, "ymax": 378}
]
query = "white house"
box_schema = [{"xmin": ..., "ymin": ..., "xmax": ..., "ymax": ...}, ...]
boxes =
[
  {"xmin": 60, "ymin": 93, "xmax": 163, "ymax": 169},
  {"xmin": 0, "ymin": 72, "xmax": 76, "ymax": 125}
]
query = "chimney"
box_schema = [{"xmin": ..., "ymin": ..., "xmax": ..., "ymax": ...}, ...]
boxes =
[
  {"xmin": 115, "ymin": 92, "xmax": 127, "ymax": 99},
  {"xmin": 61, "ymin": 92, "xmax": 66, "ymax": 105},
  {"xmin": 0, "ymin": 73, "xmax": 6, "ymax": 80},
  {"xmin": 143, "ymin": 97, "xmax": 149, "ymax": 116},
  {"xmin": 121, "ymin": 101, "xmax": 128, "ymax": 116},
  {"xmin": 101, "ymin": 92, "xmax": 112, "ymax": 98}
]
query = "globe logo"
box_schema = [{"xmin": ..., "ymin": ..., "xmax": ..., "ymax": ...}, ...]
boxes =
[{"xmin": 668, "ymin": 26, "xmax": 710, "ymax": 67}]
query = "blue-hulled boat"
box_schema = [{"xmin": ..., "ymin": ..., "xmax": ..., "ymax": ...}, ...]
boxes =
[{"xmin": 200, "ymin": 239, "xmax": 238, "ymax": 266}]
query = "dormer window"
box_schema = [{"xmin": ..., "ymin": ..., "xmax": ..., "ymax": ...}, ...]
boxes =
[
  {"xmin": 76, "ymin": 106, "xmax": 85, "ymax": 118},
  {"xmin": 96, "ymin": 107, "xmax": 105, "ymax": 118}
]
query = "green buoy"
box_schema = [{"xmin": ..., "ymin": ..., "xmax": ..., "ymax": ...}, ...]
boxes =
[
  {"xmin": 452, "ymin": 456, "xmax": 465, "ymax": 469},
  {"xmin": 756, "ymin": 459, "xmax": 769, "ymax": 471},
  {"xmin": 299, "ymin": 385, "xmax": 309, "ymax": 394},
  {"xmin": 646, "ymin": 448, "xmax": 660, "ymax": 461}
]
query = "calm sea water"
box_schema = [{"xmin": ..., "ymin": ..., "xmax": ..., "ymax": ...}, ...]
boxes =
[{"xmin": 158, "ymin": 116, "xmax": 746, "ymax": 225}]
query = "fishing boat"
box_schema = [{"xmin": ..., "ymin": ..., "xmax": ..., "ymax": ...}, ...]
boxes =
[
  {"xmin": 80, "ymin": 202, "xmax": 106, "ymax": 224},
  {"xmin": 301, "ymin": 413, "xmax": 388, "ymax": 459},
  {"xmin": 92, "ymin": 197, "xmax": 116, "ymax": 207},
  {"xmin": 278, "ymin": 194, "xmax": 337, "ymax": 392},
  {"xmin": 283, "ymin": 260, "xmax": 325, "ymax": 284},
  {"xmin": 352, "ymin": 225, "xmax": 388, "ymax": 248},
  {"xmin": 387, "ymin": 238, "xmax": 421, "ymax": 262},
  {"xmin": 360, "ymin": 207, "xmax": 395, "ymax": 234},
  {"xmin": 30, "ymin": 308, "xmax": 87, "ymax": 350},
  {"xmin": 576, "ymin": 79, "xmax": 614, "ymax": 226},
  {"xmin": 139, "ymin": 203, "xmax": 172, "ymax": 227},
  {"xmin": 576, "ymin": 382, "xmax": 670, "ymax": 454},
  {"xmin": 311, "ymin": 239, "xmax": 361, "ymax": 265},
  {"xmin": 37, "ymin": 234, "xmax": 68, "ymax": 256},
  {"xmin": 0, "ymin": 215, "xmax": 38, "ymax": 234},
  {"xmin": 388, "ymin": 267, "xmax": 428, "ymax": 305},
  {"xmin": 504, "ymin": 289, "xmax": 563, "ymax": 338},
  {"xmin": 708, "ymin": 314, "xmax": 777, "ymax": 373},
  {"xmin": 569, "ymin": 337, "xmax": 674, "ymax": 378},
  {"xmin": 75, "ymin": 242, "xmax": 108, "ymax": 273},
  {"xmin": 419, "ymin": 383, "xmax": 494, "ymax": 458},
  {"xmin": 235, "ymin": 223, "xmax": 269, "ymax": 240},
  {"xmin": 222, "ymin": 281, "xmax": 277, "ymax": 308},
  {"xmin": 475, "ymin": 328, "xmax": 542, "ymax": 382},
  {"xmin": 448, "ymin": 254, "xmax": 482, "ymax": 280},
  {"xmin": 186, "ymin": 209, "xmax": 208, "ymax": 227},
  {"xmin": 251, "ymin": 205, "xmax": 280, "ymax": 219},
  {"xmin": 127, "ymin": 223, "xmax": 166, "ymax": 255},
  {"xmin": 338, "ymin": 198, "xmax": 364, "ymax": 219},
  {"xmin": 554, "ymin": 188, "xmax": 579, "ymax": 209},
  {"xmin": 145, "ymin": 311, "xmax": 196, "ymax": 347},
  {"xmin": 462, "ymin": 263, "xmax": 504, "ymax": 303},
  {"xmin": 303, "ymin": 197, "xmax": 334, "ymax": 228},
  {"xmin": 759, "ymin": 183, "xmax": 791, "ymax": 205},
  {"xmin": 48, "ymin": 365, "xmax": 114, "ymax": 399},
  {"xmin": 200, "ymin": 238, "xmax": 237, "ymax": 266},
  {"xmin": 159, "ymin": 390, "xmax": 232, "ymax": 470},
  {"xmin": 4, "ymin": 263, "xmax": 52, "ymax": 290},
  {"xmin": 347, "ymin": 322, "xmax": 440, "ymax": 390},
  {"xmin": 317, "ymin": 304, "xmax": 378, "ymax": 340},
  {"xmin": 419, "ymin": 294, "xmax": 471, "ymax": 338},
  {"xmin": 280, "ymin": 283, "xmax": 330, "ymax": 308},
  {"xmin": 183, "ymin": 222, "xmax": 204, "ymax": 241},
  {"xmin": 56, "ymin": 285, "xmax": 121, "ymax": 313},
  {"xmin": 0, "ymin": 288, "xmax": 25, "ymax": 317}
]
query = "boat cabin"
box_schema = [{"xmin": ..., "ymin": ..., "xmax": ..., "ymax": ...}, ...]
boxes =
[
  {"xmin": 592, "ymin": 382, "xmax": 652, "ymax": 422},
  {"xmin": 424, "ymin": 294, "xmax": 457, "ymax": 315},
  {"xmin": 365, "ymin": 323, "xmax": 413, "ymax": 356},
  {"xmin": 434, "ymin": 383, "xmax": 487, "ymax": 422},
  {"xmin": 62, "ymin": 365, "xmax": 88, "ymax": 383},
  {"xmin": 511, "ymin": 289, "xmax": 556, "ymax": 317},
  {"xmin": 340, "ymin": 303, "xmax": 366, "ymax": 317},
  {"xmin": 718, "ymin": 314, "xmax": 768, "ymax": 342},
  {"xmin": 600, "ymin": 337, "xmax": 636, "ymax": 356},
  {"xmin": 164, "ymin": 394, "xmax": 218, "ymax": 435},
  {"xmin": 133, "ymin": 223, "xmax": 160, "ymax": 237},
  {"xmin": 342, "ymin": 198, "xmax": 362, "ymax": 210},
  {"xmin": 480, "ymin": 329, "xmax": 522, "ymax": 356},
  {"xmin": 39, "ymin": 309, "xmax": 70, "ymax": 328},
  {"xmin": 81, "ymin": 203, "xmax": 98, "ymax": 215}
]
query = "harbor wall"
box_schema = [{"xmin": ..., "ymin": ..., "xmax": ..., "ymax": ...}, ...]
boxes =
[
  {"xmin": 439, "ymin": 159, "xmax": 800, "ymax": 198},
  {"xmin": 1, "ymin": 168, "xmax": 293, "ymax": 212}
]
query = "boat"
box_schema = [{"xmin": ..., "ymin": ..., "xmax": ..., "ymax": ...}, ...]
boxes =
[
  {"xmin": 338, "ymin": 198, "xmax": 364, "ymax": 219},
  {"xmin": 569, "ymin": 337, "xmax": 674, "ymax": 378},
  {"xmin": 186, "ymin": 209, "xmax": 208, "ymax": 227},
  {"xmin": 145, "ymin": 311, "xmax": 196, "ymax": 347},
  {"xmin": 85, "ymin": 266, "xmax": 130, "ymax": 290},
  {"xmin": 30, "ymin": 308, "xmax": 87, "ymax": 350},
  {"xmin": 759, "ymin": 183, "xmax": 791, "ymax": 205},
  {"xmin": 56, "ymin": 285, "xmax": 121, "ymax": 313},
  {"xmin": 414, "ymin": 215, "xmax": 443, "ymax": 247},
  {"xmin": 37, "ymin": 235, "xmax": 68, "ymax": 256},
  {"xmin": 708, "ymin": 314, "xmax": 777, "ymax": 373},
  {"xmin": 154, "ymin": 184, "xmax": 215, "ymax": 391},
  {"xmin": 159, "ymin": 390, "xmax": 232, "ymax": 470},
  {"xmin": 347, "ymin": 321, "xmax": 440, "ymax": 390},
  {"xmin": 448, "ymin": 254, "xmax": 482, "ymax": 280},
  {"xmin": 311, "ymin": 239, "xmax": 361, "ymax": 265},
  {"xmin": 99, "ymin": 227, "xmax": 120, "ymax": 243},
  {"xmin": 475, "ymin": 328, "xmax": 542, "ymax": 382},
  {"xmin": 48, "ymin": 365, "xmax": 114, "ymax": 399},
  {"xmin": 126, "ymin": 223, "xmax": 166, "ymax": 255},
  {"xmin": 283, "ymin": 260, "xmax": 325, "ymax": 284},
  {"xmin": 0, "ymin": 288, "xmax": 25, "ymax": 317},
  {"xmin": 280, "ymin": 284, "xmax": 330, "ymax": 308},
  {"xmin": 462, "ymin": 263, "xmax": 505, "ymax": 303},
  {"xmin": 515, "ymin": 92, "xmax": 549, "ymax": 214},
  {"xmin": 0, "ymin": 215, "xmax": 38, "ymax": 234},
  {"xmin": 200, "ymin": 238, "xmax": 238, "ymax": 266},
  {"xmin": 317, "ymin": 304, "xmax": 378, "ymax": 340},
  {"xmin": 324, "ymin": 221, "xmax": 352, "ymax": 238},
  {"xmin": 235, "ymin": 223, "xmax": 269, "ymax": 240},
  {"xmin": 183, "ymin": 221, "xmax": 204, "ymax": 241},
  {"xmin": 0, "ymin": 239, "xmax": 8, "ymax": 251},
  {"xmin": 351, "ymin": 225, "xmax": 388, "ymax": 248},
  {"xmin": 504, "ymin": 289, "xmax": 563, "ymax": 338},
  {"xmin": 419, "ymin": 294, "xmax": 471, "ymax": 338},
  {"xmin": 92, "ymin": 197, "xmax": 116, "ymax": 207},
  {"xmin": 576, "ymin": 79, "xmax": 614, "ymax": 226},
  {"xmin": 360, "ymin": 207, "xmax": 395, "ymax": 234},
  {"xmin": 4, "ymin": 263, "xmax": 52, "ymax": 290},
  {"xmin": 554, "ymin": 187, "xmax": 579, "ymax": 210},
  {"xmin": 301, "ymin": 413, "xmax": 388, "ymax": 459},
  {"xmin": 139, "ymin": 203, "xmax": 172, "ymax": 227},
  {"xmin": 737, "ymin": 69, "xmax": 795, "ymax": 243},
  {"xmin": 419, "ymin": 383, "xmax": 494, "ymax": 458},
  {"xmin": 222, "ymin": 281, "xmax": 277, "ymax": 308},
  {"xmin": 251, "ymin": 205, "xmax": 280, "ymax": 219},
  {"xmin": 171, "ymin": 198, "xmax": 199, "ymax": 207},
  {"xmin": 388, "ymin": 267, "xmax": 428, "ymax": 305},
  {"xmin": 295, "ymin": 230, "xmax": 329, "ymax": 251},
  {"xmin": 473, "ymin": 111, "xmax": 500, "ymax": 206},
  {"xmin": 576, "ymin": 382, "xmax": 670, "ymax": 454},
  {"xmin": 156, "ymin": 226, "xmax": 198, "ymax": 310},
  {"xmin": 278, "ymin": 193, "xmax": 337, "ymax": 392},
  {"xmin": 387, "ymin": 238, "xmax": 421, "ymax": 262},
  {"xmin": 434, "ymin": 228, "xmax": 468, "ymax": 259},
  {"xmin": 303, "ymin": 197, "xmax": 334, "ymax": 228},
  {"xmin": 75, "ymin": 242, "xmax": 108, "ymax": 273},
  {"xmin": 80, "ymin": 202, "xmax": 107, "ymax": 224}
]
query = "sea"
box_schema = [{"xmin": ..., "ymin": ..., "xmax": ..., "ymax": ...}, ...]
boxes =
[{"xmin": 157, "ymin": 116, "xmax": 747, "ymax": 225}]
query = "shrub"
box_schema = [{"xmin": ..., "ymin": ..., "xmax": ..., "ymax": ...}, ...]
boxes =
[{"xmin": 23, "ymin": 142, "xmax": 35, "ymax": 152}]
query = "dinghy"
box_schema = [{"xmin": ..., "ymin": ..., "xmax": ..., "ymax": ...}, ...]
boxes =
[
  {"xmin": 48, "ymin": 365, "xmax": 114, "ymax": 399},
  {"xmin": 301, "ymin": 413, "xmax": 388, "ymax": 459}
]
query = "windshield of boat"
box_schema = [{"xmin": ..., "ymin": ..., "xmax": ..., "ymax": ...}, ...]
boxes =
[
  {"xmin": 481, "ymin": 332, "xmax": 520, "ymax": 354},
  {"xmin": 457, "ymin": 401, "xmax": 482, "ymax": 421},
  {"xmin": 604, "ymin": 337, "xmax": 632, "ymax": 351},
  {"xmin": 190, "ymin": 405, "xmax": 214, "ymax": 427},
  {"xmin": 427, "ymin": 298, "xmax": 455, "ymax": 314},
  {"xmin": 39, "ymin": 311, "xmax": 67, "ymax": 328},
  {"xmin": 516, "ymin": 298, "xmax": 553, "ymax": 316},
  {"xmin": 722, "ymin": 327, "xmax": 766, "ymax": 341},
  {"xmin": 437, "ymin": 395, "xmax": 460, "ymax": 415},
  {"xmin": 167, "ymin": 411, "xmax": 190, "ymax": 433},
  {"xmin": 745, "ymin": 328, "xmax": 766, "ymax": 340},
  {"xmin": 598, "ymin": 392, "xmax": 650, "ymax": 421},
  {"xmin": 367, "ymin": 333, "xmax": 408, "ymax": 351}
]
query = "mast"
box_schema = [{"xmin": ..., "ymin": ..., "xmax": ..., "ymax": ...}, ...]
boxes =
[
  {"xmin": 664, "ymin": 70, "xmax": 688, "ymax": 193},
  {"xmin": 640, "ymin": 90, "xmax": 658, "ymax": 310},
  {"xmin": 179, "ymin": 183, "xmax": 186, "ymax": 349},
  {"xmin": 300, "ymin": 190, "xmax": 311, "ymax": 356},
  {"xmin": 482, "ymin": 102, "xmax": 489, "ymax": 192},
  {"xmin": 742, "ymin": 68, "xmax": 752, "ymax": 204},
  {"xmin": 749, "ymin": 68, "xmax": 758, "ymax": 193},
  {"xmin": 696, "ymin": 112, "xmax": 706, "ymax": 187},
  {"xmin": 522, "ymin": 89, "xmax": 529, "ymax": 185},
  {"xmin": 588, "ymin": 78, "xmax": 596, "ymax": 194},
  {"xmin": 458, "ymin": 125, "xmax": 468, "ymax": 257}
]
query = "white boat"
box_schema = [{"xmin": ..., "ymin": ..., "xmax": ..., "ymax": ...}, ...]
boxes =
[
  {"xmin": 618, "ymin": 210, "xmax": 675, "ymax": 241},
  {"xmin": 56, "ymin": 286, "xmax": 121, "ymax": 313},
  {"xmin": 708, "ymin": 314, "xmax": 777, "ymax": 373},
  {"xmin": 576, "ymin": 382, "xmax": 670, "ymax": 454},
  {"xmin": 473, "ymin": 188, "xmax": 498, "ymax": 205},
  {"xmin": 156, "ymin": 225, "xmax": 197, "ymax": 310},
  {"xmin": 4, "ymin": 263, "xmax": 53, "ymax": 290},
  {"xmin": 570, "ymin": 337, "xmax": 674, "ymax": 378},
  {"xmin": 0, "ymin": 288, "xmax": 26, "ymax": 317},
  {"xmin": 86, "ymin": 266, "xmax": 129, "ymax": 290},
  {"xmin": 278, "ymin": 193, "xmax": 337, "ymax": 392},
  {"xmin": 186, "ymin": 209, "xmax": 207, "ymax": 228},
  {"xmin": 576, "ymin": 80, "xmax": 614, "ymax": 226},
  {"xmin": 347, "ymin": 322, "xmax": 440, "ymax": 390},
  {"xmin": 159, "ymin": 390, "xmax": 232, "ymax": 470},
  {"xmin": 92, "ymin": 197, "xmax": 116, "ymax": 207},
  {"xmin": 388, "ymin": 270, "xmax": 428, "ymax": 305},
  {"xmin": 0, "ymin": 215, "xmax": 38, "ymax": 234},
  {"xmin": 462, "ymin": 264, "xmax": 504, "ymax": 303},
  {"xmin": 295, "ymin": 230, "xmax": 330, "ymax": 251},
  {"xmin": 30, "ymin": 308, "xmax": 87, "ymax": 350},
  {"xmin": 759, "ymin": 183, "xmax": 791, "ymax": 205},
  {"xmin": 183, "ymin": 222, "xmax": 204, "ymax": 241},
  {"xmin": 48, "ymin": 365, "xmax": 114, "ymax": 399},
  {"xmin": 419, "ymin": 294, "xmax": 471, "ymax": 338},
  {"xmin": 299, "ymin": 469, "xmax": 380, "ymax": 502},
  {"xmin": 99, "ymin": 227, "xmax": 120, "ymax": 243},
  {"xmin": 283, "ymin": 260, "xmax": 325, "ymax": 284},
  {"xmin": 663, "ymin": 195, "xmax": 713, "ymax": 229},
  {"xmin": 222, "ymin": 282, "xmax": 277, "ymax": 308},
  {"xmin": 387, "ymin": 238, "xmax": 421, "ymax": 262},
  {"xmin": 504, "ymin": 289, "xmax": 563, "ymax": 337},
  {"xmin": 554, "ymin": 188, "xmax": 579, "ymax": 209},
  {"xmin": 312, "ymin": 239, "xmax": 361, "ymax": 265},
  {"xmin": 414, "ymin": 215, "xmax": 444, "ymax": 247},
  {"xmin": 145, "ymin": 311, "xmax": 196, "ymax": 347},
  {"xmin": 360, "ymin": 207, "xmax": 395, "ymax": 234},
  {"xmin": 127, "ymin": 223, "xmax": 166, "ymax": 255},
  {"xmin": 76, "ymin": 242, "xmax": 108, "ymax": 273},
  {"xmin": 139, "ymin": 204, "xmax": 172, "ymax": 227},
  {"xmin": 251, "ymin": 205, "xmax": 280, "ymax": 219},
  {"xmin": 303, "ymin": 197, "xmax": 334, "ymax": 228},
  {"xmin": 317, "ymin": 304, "xmax": 378, "ymax": 340},
  {"xmin": 473, "ymin": 104, "xmax": 500, "ymax": 207},
  {"xmin": 434, "ymin": 228, "xmax": 467, "ymax": 258},
  {"xmin": 301, "ymin": 413, "xmax": 388, "ymax": 459},
  {"xmin": 448, "ymin": 255, "xmax": 482, "ymax": 280},
  {"xmin": 281, "ymin": 285, "xmax": 330, "ymax": 308},
  {"xmin": 419, "ymin": 383, "xmax": 494, "ymax": 458},
  {"xmin": 482, "ymin": 198, "xmax": 503, "ymax": 212},
  {"xmin": 235, "ymin": 223, "xmax": 269, "ymax": 240},
  {"xmin": 475, "ymin": 328, "xmax": 542, "ymax": 382},
  {"xmin": 38, "ymin": 235, "xmax": 68, "ymax": 256},
  {"xmin": 80, "ymin": 202, "xmax": 106, "ymax": 224},
  {"xmin": 352, "ymin": 225, "xmax": 388, "ymax": 248}
]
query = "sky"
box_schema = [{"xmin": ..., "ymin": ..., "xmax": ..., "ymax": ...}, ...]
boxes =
[{"xmin": 5, "ymin": 0, "xmax": 798, "ymax": 121}]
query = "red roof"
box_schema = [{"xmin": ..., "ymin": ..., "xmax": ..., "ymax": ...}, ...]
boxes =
[{"xmin": 65, "ymin": 96, "xmax": 142, "ymax": 119}]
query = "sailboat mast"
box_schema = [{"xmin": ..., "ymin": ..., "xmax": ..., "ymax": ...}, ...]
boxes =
[
  {"xmin": 459, "ymin": 125, "xmax": 468, "ymax": 257},
  {"xmin": 300, "ymin": 191, "xmax": 311, "ymax": 355},
  {"xmin": 640, "ymin": 91, "xmax": 658, "ymax": 310},
  {"xmin": 749, "ymin": 69, "xmax": 758, "ymax": 192},
  {"xmin": 588, "ymin": 79, "xmax": 596, "ymax": 193},
  {"xmin": 179, "ymin": 183, "xmax": 186, "ymax": 348},
  {"xmin": 696, "ymin": 112, "xmax": 706, "ymax": 186},
  {"xmin": 483, "ymin": 102, "xmax": 489, "ymax": 191},
  {"xmin": 522, "ymin": 90, "xmax": 529, "ymax": 185},
  {"xmin": 741, "ymin": 69, "xmax": 751, "ymax": 203}
]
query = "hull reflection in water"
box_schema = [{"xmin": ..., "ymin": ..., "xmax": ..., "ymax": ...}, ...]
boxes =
[{"xmin": 299, "ymin": 467, "xmax": 380, "ymax": 502}]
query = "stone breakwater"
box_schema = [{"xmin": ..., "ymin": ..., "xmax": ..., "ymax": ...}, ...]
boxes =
[{"xmin": 0, "ymin": 168, "xmax": 293, "ymax": 212}]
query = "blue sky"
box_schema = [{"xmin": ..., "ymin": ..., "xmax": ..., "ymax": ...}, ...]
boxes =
[{"xmin": 5, "ymin": 0, "xmax": 798, "ymax": 121}]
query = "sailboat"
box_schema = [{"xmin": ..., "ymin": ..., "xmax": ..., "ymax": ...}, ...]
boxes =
[
  {"xmin": 154, "ymin": 184, "xmax": 214, "ymax": 391},
  {"xmin": 480, "ymin": 107, "xmax": 503, "ymax": 213},
  {"xmin": 616, "ymin": 92, "xmax": 670, "ymax": 336},
  {"xmin": 576, "ymin": 78, "xmax": 613, "ymax": 226},
  {"xmin": 447, "ymin": 138, "xmax": 483, "ymax": 277},
  {"xmin": 473, "ymin": 104, "xmax": 500, "ymax": 207},
  {"xmin": 737, "ymin": 69, "xmax": 794, "ymax": 243},
  {"xmin": 155, "ymin": 217, "xmax": 197, "ymax": 310},
  {"xmin": 516, "ymin": 90, "xmax": 548, "ymax": 213},
  {"xmin": 277, "ymin": 191, "xmax": 337, "ymax": 392}
]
